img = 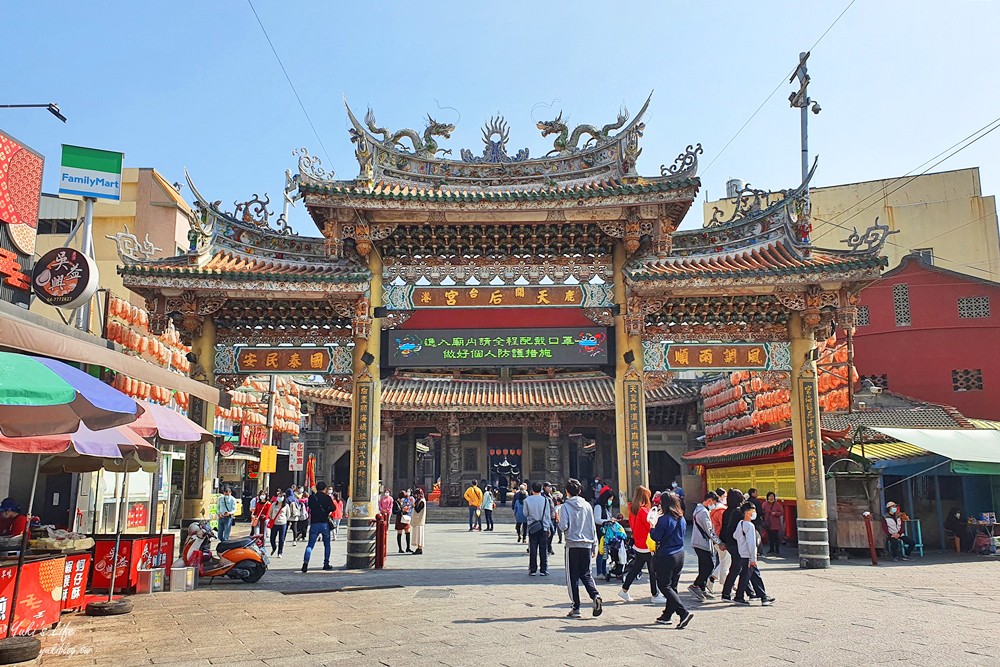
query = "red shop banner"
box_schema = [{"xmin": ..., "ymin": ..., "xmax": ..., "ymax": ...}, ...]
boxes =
[{"xmin": 0, "ymin": 557, "xmax": 65, "ymax": 638}]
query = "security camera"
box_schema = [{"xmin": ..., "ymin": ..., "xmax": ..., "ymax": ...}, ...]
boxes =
[
  {"xmin": 870, "ymin": 386, "xmax": 882, "ymax": 395},
  {"xmin": 811, "ymin": 102, "xmax": 822, "ymax": 114}
]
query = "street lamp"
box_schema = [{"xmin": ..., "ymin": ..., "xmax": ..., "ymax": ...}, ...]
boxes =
[{"xmin": 0, "ymin": 102, "xmax": 67, "ymax": 123}]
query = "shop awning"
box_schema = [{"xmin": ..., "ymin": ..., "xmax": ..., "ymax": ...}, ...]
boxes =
[
  {"xmin": 0, "ymin": 300, "xmax": 222, "ymax": 405},
  {"xmin": 869, "ymin": 428, "xmax": 1000, "ymax": 463},
  {"xmin": 682, "ymin": 429, "xmax": 852, "ymax": 466}
]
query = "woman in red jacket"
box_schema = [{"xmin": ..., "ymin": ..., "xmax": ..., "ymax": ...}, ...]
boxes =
[{"xmin": 618, "ymin": 486, "xmax": 664, "ymax": 604}]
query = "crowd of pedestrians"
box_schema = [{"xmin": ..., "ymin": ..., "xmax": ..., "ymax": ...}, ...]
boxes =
[{"xmin": 455, "ymin": 475, "xmax": 786, "ymax": 626}]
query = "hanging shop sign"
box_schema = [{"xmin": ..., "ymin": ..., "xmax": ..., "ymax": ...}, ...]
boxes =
[
  {"xmin": 289, "ymin": 441, "xmax": 305, "ymax": 472},
  {"xmin": 234, "ymin": 346, "xmax": 333, "ymax": 374},
  {"xmin": 218, "ymin": 440, "xmax": 235, "ymax": 458},
  {"xmin": 0, "ymin": 130, "xmax": 42, "ymax": 306},
  {"xmin": 384, "ymin": 327, "xmax": 611, "ymax": 368},
  {"xmin": 58, "ymin": 144, "xmax": 123, "ymax": 202},
  {"xmin": 643, "ymin": 341, "xmax": 791, "ymax": 372},
  {"xmin": 31, "ymin": 247, "xmax": 99, "ymax": 309},
  {"xmin": 383, "ymin": 284, "xmax": 613, "ymax": 310},
  {"xmin": 259, "ymin": 445, "xmax": 278, "ymax": 474},
  {"xmin": 239, "ymin": 424, "xmax": 267, "ymax": 449}
]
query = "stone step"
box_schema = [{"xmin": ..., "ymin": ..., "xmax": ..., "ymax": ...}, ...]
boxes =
[{"xmin": 426, "ymin": 503, "xmax": 518, "ymax": 524}]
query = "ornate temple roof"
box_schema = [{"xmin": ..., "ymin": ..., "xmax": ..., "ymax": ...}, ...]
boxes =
[
  {"xmin": 626, "ymin": 165, "xmax": 892, "ymax": 291},
  {"xmin": 301, "ymin": 372, "xmax": 698, "ymax": 413},
  {"xmin": 296, "ymin": 96, "xmax": 704, "ymax": 231},
  {"xmin": 117, "ymin": 170, "xmax": 368, "ymax": 294}
]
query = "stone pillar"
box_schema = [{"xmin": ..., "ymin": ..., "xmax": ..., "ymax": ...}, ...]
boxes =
[
  {"xmin": 613, "ymin": 242, "xmax": 648, "ymax": 512},
  {"xmin": 182, "ymin": 316, "xmax": 217, "ymax": 528},
  {"xmin": 788, "ymin": 311, "xmax": 830, "ymax": 569},
  {"xmin": 547, "ymin": 413, "xmax": 563, "ymax": 485},
  {"xmin": 346, "ymin": 254, "xmax": 382, "ymax": 569},
  {"xmin": 445, "ymin": 416, "xmax": 462, "ymax": 507}
]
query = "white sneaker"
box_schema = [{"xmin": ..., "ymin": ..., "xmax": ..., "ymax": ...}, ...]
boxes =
[
  {"xmin": 705, "ymin": 578, "xmax": 716, "ymax": 595},
  {"xmin": 618, "ymin": 589, "xmax": 633, "ymax": 603},
  {"xmin": 651, "ymin": 594, "xmax": 667, "ymax": 605}
]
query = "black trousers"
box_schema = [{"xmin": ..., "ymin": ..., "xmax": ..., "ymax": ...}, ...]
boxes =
[
  {"xmin": 654, "ymin": 551, "xmax": 688, "ymax": 620},
  {"xmin": 528, "ymin": 530, "xmax": 549, "ymax": 573},
  {"xmin": 767, "ymin": 529, "xmax": 781, "ymax": 554},
  {"xmin": 722, "ymin": 540, "xmax": 742, "ymax": 596},
  {"xmin": 888, "ymin": 534, "xmax": 915, "ymax": 558},
  {"xmin": 269, "ymin": 523, "xmax": 287, "ymax": 555},
  {"xmin": 484, "ymin": 509, "xmax": 494, "ymax": 531},
  {"xmin": 622, "ymin": 550, "xmax": 658, "ymax": 596},
  {"xmin": 693, "ymin": 546, "xmax": 714, "ymax": 589},
  {"xmin": 515, "ymin": 522, "xmax": 526, "ymax": 539},
  {"xmin": 736, "ymin": 560, "xmax": 766, "ymax": 600},
  {"xmin": 565, "ymin": 547, "xmax": 600, "ymax": 609}
]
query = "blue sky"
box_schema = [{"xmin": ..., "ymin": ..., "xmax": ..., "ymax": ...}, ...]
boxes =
[{"xmin": 5, "ymin": 1, "xmax": 999, "ymax": 236}]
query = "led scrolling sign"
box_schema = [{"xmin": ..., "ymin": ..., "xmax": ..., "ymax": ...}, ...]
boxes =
[{"xmin": 384, "ymin": 327, "xmax": 612, "ymax": 368}]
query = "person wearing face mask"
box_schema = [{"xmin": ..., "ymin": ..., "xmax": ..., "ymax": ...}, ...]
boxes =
[
  {"xmin": 733, "ymin": 502, "xmax": 774, "ymax": 606},
  {"xmin": 688, "ymin": 491, "xmax": 723, "ymax": 601},
  {"xmin": 944, "ymin": 508, "xmax": 973, "ymax": 552},
  {"xmin": 250, "ymin": 490, "xmax": 270, "ymax": 538},
  {"xmin": 884, "ymin": 501, "xmax": 915, "ymax": 561}
]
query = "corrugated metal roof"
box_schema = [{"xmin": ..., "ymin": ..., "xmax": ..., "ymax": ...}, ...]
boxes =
[
  {"xmin": 969, "ymin": 419, "xmax": 1000, "ymax": 431},
  {"xmin": 850, "ymin": 441, "xmax": 930, "ymax": 462},
  {"xmin": 38, "ymin": 194, "xmax": 78, "ymax": 220}
]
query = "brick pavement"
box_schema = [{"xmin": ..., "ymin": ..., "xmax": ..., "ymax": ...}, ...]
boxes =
[{"xmin": 36, "ymin": 522, "xmax": 1000, "ymax": 667}]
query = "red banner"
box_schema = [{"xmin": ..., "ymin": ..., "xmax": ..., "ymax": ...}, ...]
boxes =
[
  {"xmin": 61, "ymin": 553, "xmax": 91, "ymax": 612},
  {"xmin": 0, "ymin": 557, "xmax": 65, "ymax": 637}
]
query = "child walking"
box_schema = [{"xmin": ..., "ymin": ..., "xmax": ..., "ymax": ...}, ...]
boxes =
[{"xmin": 734, "ymin": 501, "xmax": 776, "ymax": 606}]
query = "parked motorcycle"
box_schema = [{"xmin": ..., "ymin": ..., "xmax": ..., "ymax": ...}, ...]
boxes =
[{"xmin": 175, "ymin": 521, "xmax": 268, "ymax": 583}]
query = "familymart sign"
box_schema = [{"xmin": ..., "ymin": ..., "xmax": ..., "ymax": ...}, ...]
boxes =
[{"xmin": 58, "ymin": 145, "xmax": 123, "ymax": 201}]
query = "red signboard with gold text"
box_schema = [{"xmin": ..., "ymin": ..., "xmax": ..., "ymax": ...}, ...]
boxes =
[{"xmin": 235, "ymin": 346, "xmax": 333, "ymax": 374}]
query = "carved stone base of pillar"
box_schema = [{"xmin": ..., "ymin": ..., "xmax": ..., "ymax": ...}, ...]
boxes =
[
  {"xmin": 346, "ymin": 518, "xmax": 376, "ymax": 569},
  {"xmin": 796, "ymin": 517, "xmax": 831, "ymax": 569}
]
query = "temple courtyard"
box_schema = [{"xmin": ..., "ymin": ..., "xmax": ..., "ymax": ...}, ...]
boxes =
[{"xmin": 36, "ymin": 522, "xmax": 1000, "ymax": 666}]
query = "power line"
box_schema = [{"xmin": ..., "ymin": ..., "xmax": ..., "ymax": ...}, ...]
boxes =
[
  {"xmin": 247, "ymin": 0, "xmax": 333, "ymax": 166},
  {"xmin": 701, "ymin": 0, "xmax": 857, "ymax": 177},
  {"xmin": 825, "ymin": 116, "xmax": 1000, "ymax": 233},
  {"xmin": 822, "ymin": 119, "xmax": 1000, "ymax": 226}
]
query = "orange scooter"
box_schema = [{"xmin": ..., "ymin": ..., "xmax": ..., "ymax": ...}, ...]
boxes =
[{"xmin": 176, "ymin": 521, "xmax": 268, "ymax": 583}]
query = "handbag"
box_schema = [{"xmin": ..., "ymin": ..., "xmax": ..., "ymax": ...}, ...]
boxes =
[{"xmin": 400, "ymin": 513, "xmax": 412, "ymax": 524}]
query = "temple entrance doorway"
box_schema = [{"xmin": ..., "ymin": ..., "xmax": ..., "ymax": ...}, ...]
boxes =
[
  {"xmin": 648, "ymin": 450, "xmax": 681, "ymax": 496},
  {"xmin": 487, "ymin": 433, "xmax": 522, "ymax": 505}
]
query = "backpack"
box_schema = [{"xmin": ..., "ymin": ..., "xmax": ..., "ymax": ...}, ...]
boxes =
[{"xmin": 721, "ymin": 507, "xmax": 741, "ymax": 543}]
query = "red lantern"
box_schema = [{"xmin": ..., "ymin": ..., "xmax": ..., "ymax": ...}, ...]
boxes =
[
  {"xmin": 516, "ymin": 449, "xmax": 522, "ymax": 456},
  {"xmin": 489, "ymin": 449, "xmax": 495, "ymax": 456}
]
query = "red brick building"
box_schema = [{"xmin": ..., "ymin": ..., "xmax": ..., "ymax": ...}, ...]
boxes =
[{"xmin": 853, "ymin": 254, "xmax": 1000, "ymax": 420}]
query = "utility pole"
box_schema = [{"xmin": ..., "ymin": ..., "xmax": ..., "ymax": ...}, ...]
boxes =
[
  {"xmin": 789, "ymin": 52, "xmax": 821, "ymax": 193},
  {"xmin": 75, "ymin": 197, "xmax": 96, "ymax": 332},
  {"xmin": 262, "ymin": 375, "xmax": 277, "ymax": 494}
]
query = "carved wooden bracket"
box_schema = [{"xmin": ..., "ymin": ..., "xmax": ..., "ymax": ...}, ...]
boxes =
[{"xmin": 353, "ymin": 296, "xmax": 372, "ymax": 340}]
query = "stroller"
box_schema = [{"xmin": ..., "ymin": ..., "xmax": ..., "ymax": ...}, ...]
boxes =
[{"xmin": 601, "ymin": 520, "xmax": 631, "ymax": 582}]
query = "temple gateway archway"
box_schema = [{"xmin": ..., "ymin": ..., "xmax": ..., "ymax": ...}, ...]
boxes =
[{"xmin": 118, "ymin": 97, "xmax": 889, "ymax": 569}]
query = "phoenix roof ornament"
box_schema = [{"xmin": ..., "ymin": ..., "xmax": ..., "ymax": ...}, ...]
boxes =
[{"xmin": 460, "ymin": 115, "xmax": 529, "ymax": 163}]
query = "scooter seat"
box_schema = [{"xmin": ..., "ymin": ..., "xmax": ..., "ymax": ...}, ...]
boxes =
[{"xmin": 217, "ymin": 537, "xmax": 255, "ymax": 552}]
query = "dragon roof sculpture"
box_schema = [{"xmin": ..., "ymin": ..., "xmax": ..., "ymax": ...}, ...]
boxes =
[{"xmin": 330, "ymin": 94, "xmax": 659, "ymax": 192}]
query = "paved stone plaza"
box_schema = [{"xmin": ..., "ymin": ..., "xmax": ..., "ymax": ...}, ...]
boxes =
[{"xmin": 37, "ymin": 521, "xmax": 1000, "ymax": 667}]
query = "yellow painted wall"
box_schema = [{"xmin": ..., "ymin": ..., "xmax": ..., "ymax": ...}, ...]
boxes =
[
  {"xmin": 32, "ymin": 168, "xmax": 192, "ymax": 332},
  {"xmin": 703, "ymin": 168, "xmax": 1000, "ymax": 282},
  {"xmin": 706, "ymin": 462, "xmax": 797, "ymax": 501}
]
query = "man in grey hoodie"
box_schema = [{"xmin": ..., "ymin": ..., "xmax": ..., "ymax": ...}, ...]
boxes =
[{"xmin": 558, "ymin": 478, "xmax": 603, "ymax": 618}]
